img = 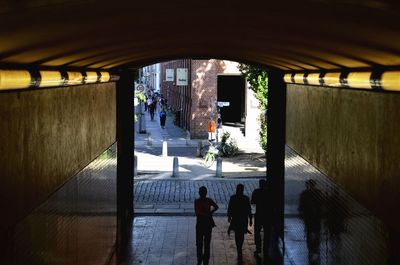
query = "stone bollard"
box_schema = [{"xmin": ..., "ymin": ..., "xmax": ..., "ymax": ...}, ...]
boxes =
[
  {"xmin": 172, "ymin": 156, "xmax": 179, "ymax": 178},
  {"xmin": 134, "ymin": 155, "xmax": 138, "ymax": 177},
  {"xmin": 186, "ymin": 131, "xmax": 191, "ymax": 146},
  {"xmin": 162, "ymin": 140, "xmax": 168, "ymax": 157},
  {"xmin": 197, "ymin": 141, "xmax": 203, "ymax": 157},
  {"xmin": 216, "ymin": 157, "xmax": 223, "ymax": 178},
  {"xmin": 147, "ymin": 132, "xmax": 152, "ymax": 146}
]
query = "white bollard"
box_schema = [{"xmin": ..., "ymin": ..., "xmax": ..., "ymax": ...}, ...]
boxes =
[
  {"xmin": 216, "ymin": 157, "xmax": 223, "ymax": 178},
  {"xmin": 197, "ymin": 141, "xmax": 203, "ymax": 157},
  {"xmin": 186, "ymin": 131, "xmax": 191, "ymax": 146},
  {"xmin": 162, "ymin": 140, "xmax": 168, "ymax": 157},
  {"xmin": 134, "ymin": 155, "xmax": 138, "ymax": 177},
  {"xmin": 172, "ymin": 157, "xmax": 179, "ymax": 178},
  {"xmin": 147, "ymin": 132, "xmax": 152, "ymax": 146}
]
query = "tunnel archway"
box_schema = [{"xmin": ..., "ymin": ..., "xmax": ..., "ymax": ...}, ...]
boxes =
[
  {"xmin": 0, "ymin": 0, "xmax": 399, "ymax": 71},
  {"xmin": 1, "ymin": 0, "xmax": 400, "ymax": 264}
]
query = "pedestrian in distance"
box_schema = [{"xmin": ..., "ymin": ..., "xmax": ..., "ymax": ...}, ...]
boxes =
[
  {"xmin": 148, "ymin": 97, "xmax": 156, "ymax": 121},
  {"xmin": 144, "ymin": 95, "xmax": 148, "ymax": 111},
  {"xmin": 159, "ymin": 94, "xmax": 165, "ymax": 109},
  {"xmin": 251, "ymin": 179, "xmax": 274, "ymax": 258},
  {"xmin": 146, "ymin": 96, "xmax": 152, "ymax": 112},
  {"xmin": 195, "ymin": 186, "xmax": 219, "ymax": 265},
  {"xmin": 159, "ymin": 108, "xmax": 167, "ymax": 129},
  {"xmin": 227, "ymin": 183, "xmax": 253, "ymax": 262}
]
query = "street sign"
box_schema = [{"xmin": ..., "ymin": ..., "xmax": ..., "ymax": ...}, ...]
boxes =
[
  {"xmin": 166, "ymin": 69, "xmax": 174, "ymax": 81},
  {"xmin": 136, "ymin": 84, "xmax": 145, "ymax": 91},
  {"xmin": 217, "ymin": 101, "xmax": 230, "ymax": 107},
  {"xmin": 176, "ymin": 68, "xmax": 188, "ymax": 86}
]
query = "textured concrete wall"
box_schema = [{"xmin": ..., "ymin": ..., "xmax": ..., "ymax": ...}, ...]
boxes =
[
  {"xmin": 286, "ymin": 84, "xmax": 400, "ymax": 232},
  {"xmin": 0, "ymin": 83, "xmax": 116, "ymax": 232}
]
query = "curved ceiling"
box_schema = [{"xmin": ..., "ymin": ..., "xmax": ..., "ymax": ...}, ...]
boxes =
[{"xmin": 0, "ymin": 0, "xmax": 400, "ymax": 71}]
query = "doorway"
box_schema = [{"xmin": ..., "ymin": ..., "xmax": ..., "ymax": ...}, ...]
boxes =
[{"xmin": 217, "ymin": 75, "xmax": 246, "ymax": 125}]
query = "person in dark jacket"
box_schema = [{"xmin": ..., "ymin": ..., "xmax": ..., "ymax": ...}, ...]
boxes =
[
  {"xmin": 251, "ymin": 179, "xmax": 274, "ymax": 257},
  {"xmin": 159, "ymin": 108, "xmax": 167, "ymax": 129},
  {"xmin": 228, "ymin": 184, "xmax": 252, "ymax": 261},
  {"xmin": 148, "ymin": 96, "xmax": 157, "ymax": 121},
  {"xmin": 195, "ymin": 186, "xmax": 219, "ymax": 265}
]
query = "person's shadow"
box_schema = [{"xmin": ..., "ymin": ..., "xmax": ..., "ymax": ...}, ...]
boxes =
[{"xmin": 298, "ymin": 180, "xmax": 323, "ymax": 265}]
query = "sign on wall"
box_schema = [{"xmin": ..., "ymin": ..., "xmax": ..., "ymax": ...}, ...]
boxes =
[
  {"xmin": 136, "ymin": 84, "xmax": 145, "ymax": 91},
  {"xmin": 176, "ymin": 68, "xmax": 188, "ymax": 86},
  {"xmin": 166, "ymin": 69, "xmax": 174, "ymax": 81}
]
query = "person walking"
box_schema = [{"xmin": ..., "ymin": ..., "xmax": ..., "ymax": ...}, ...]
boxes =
[
  {"xmin": 148, "ymin": 96, "xmax": 156, "ymax": 121},
  {"xmin": 146, "ymin": 96, "xmax": 152, "ymax": 112},
  {"xmin": 159, "ymin": 108, "xmax": 167, "ymax": 129},
  {"xmin": 195, "ymin": 186, "xmax": 219, "ymax": 265},
  {"xmin": 227, "ymin": 184, "xmax": 252, "ymax": 261},
  {"xmin": 251, "ymin": 179, "xmax": 273, "ymax": 257},
  {"xmin": 144, "ymin": 95, "xmax": 148, "ymax": 111}
]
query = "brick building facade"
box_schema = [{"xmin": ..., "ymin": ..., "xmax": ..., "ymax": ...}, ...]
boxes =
[
  {"xmin": 160, "ymin": 59, "xmax": 192, "ymax": 131},
  {"xmin": 160, "ymin": 59, "xmax": 261, "ymax": 140}
]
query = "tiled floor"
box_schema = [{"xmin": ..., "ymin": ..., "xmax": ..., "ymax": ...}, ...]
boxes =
[{"xmin": 116, "ymin": 216, "xmax": 262, "ymax": 265}]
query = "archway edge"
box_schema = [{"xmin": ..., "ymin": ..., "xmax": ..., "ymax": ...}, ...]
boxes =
[{"xmin": 0, "ymin": 0, "xmax": 399, "ymax": 71}]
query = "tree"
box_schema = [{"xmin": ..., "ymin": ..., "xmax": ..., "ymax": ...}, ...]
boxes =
[{"xmin": 238, "ymin": 64, "xmax": 268, "ymax": 153}]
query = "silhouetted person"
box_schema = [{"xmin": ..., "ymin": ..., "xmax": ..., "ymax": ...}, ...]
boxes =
[
  {"xmin": 298, "ymin": 179, "xmax": 323, "ymax": 265},
  {"xmin": 251, "ymin": 179, "xmax": 273, "ymax": 257},
  {"xmin": 228, "ymin": 184, "xmax": 253, "ymax": 262},
  {"xmin": 195, "ymin": 186, "xmax": 219, "ymax": 265}
]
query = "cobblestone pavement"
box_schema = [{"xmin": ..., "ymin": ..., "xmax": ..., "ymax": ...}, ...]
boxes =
[
  {"xmin": 134, "ymin": 179, "xmax": 260, "ymax": 215},
  {"xmin": 135, "ymin": 146, "xmax": 198, "ymax": 157}
]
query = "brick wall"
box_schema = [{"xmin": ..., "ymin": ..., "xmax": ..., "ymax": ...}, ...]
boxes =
[
  {"xmin": 190, "ymin": 60, "xmax": 242, "ymax": 138},
  {"xmin": 160, "ymin": 59, "xmax": 243, "ymax": 138},
  {"xmin": 190, "ymin": 60, "xmax": 218, "ymax": 138},
  {"xmin": 160, "ymin": 59, "xmax": 191, "ymax": 130}
]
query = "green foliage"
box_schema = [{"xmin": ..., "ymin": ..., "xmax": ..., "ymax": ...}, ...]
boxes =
[
  {"xmin": 238, "ymin": 64, "xmax": 268, "ymax": 153},
  {"xmin": 219, "ymin": 132, "xmax": 238, "ymax": 157},
  {"xmin": 134, "ymin": 90, "xmax": 146, "ymax": 122}
]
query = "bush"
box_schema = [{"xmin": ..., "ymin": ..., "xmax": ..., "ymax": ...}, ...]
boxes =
[
  {"xmin": 218, "ymin": 132, "xmax": 238, "ymax": 157},
  {"xmin": 238, "ymin": 64, "xmax": 268, "ymax": 153}
]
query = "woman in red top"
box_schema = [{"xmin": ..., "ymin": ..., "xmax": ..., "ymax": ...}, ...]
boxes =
[{"xmin": 194, "ymin": 186, "xmax": 219, "ymax": 265}]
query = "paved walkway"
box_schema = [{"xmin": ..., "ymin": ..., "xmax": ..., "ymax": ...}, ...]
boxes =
[
  {"xmin": 118, "ymin": 216, "xmax": 262, "ymax": 265},
  {"xmin": 134, "ymin": 107, "xmax": 266, "ymax": 179},
  {"xmin": 134, "ymin": 179, "xmax": 259, "ymax": 215}
]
